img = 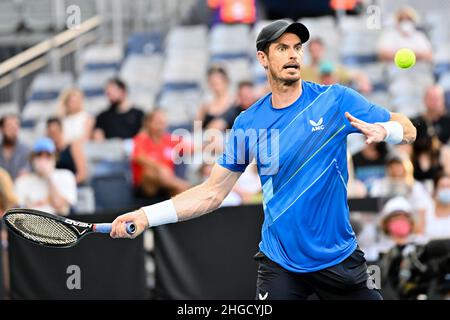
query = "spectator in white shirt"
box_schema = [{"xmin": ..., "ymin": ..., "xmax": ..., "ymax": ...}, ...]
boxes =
[
  {"xmin": 378, "ymin": 6, "xmax": 433, "ymax": 63},
  {"xmin": 58, "ymin": 88, "xmax": 94, "ymax": 143},
  {"xmin": 419, "ymin": 173, "xmax": 450, "ymax": 240},
  {"xmin": 14, "ymin": 137, "xmax": 77, "ymax": 216},
  {"xmin": 370, "ymin": 154, "xmax": 433, "ymax": 225}
]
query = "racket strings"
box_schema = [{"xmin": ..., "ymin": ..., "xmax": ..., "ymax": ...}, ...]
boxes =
[{"xmin": 5, "ymin": 213, "xmax": 78, "ymax": 246}]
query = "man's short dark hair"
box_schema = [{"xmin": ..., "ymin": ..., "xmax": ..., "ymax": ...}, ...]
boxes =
[
  {"xmin": 309, "ymin": 37, "xmax": 324, "ymax": 46},
  {"xmin": 238, "ymin": 80, "xmax": 254, "ymax": 90},
  {"xmin": 207, "ymin": 65, "xmax": 229, "ymax": 82},
  {"xmin": 107, "ymin": 77, "xmax": 128, "ymax": 92},
  {"xmin": 46, "ymin": 117, "xmax": 62, "ymax": 128}
]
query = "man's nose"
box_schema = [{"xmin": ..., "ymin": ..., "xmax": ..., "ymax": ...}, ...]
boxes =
[{"xmin": 288, "ymin": 47, "xmax": 300, "ymax": 59}]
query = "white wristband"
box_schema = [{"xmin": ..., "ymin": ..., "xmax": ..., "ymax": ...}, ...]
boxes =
[
  {"xmin": 376, "ymin": 121, "xmax": 403, "ymax": 144},
  {"xmin": 143, "ymin": 200, "xmax": 178, "ymax": 227}
]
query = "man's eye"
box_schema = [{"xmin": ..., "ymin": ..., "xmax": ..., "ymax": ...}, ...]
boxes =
[
  {"xmin": 278, "ymin": 47, "xmax": 285, "ymax": 52},
  {"xmin": 295, "ymin": 46, "xmax": 302, "ymax": 51}
]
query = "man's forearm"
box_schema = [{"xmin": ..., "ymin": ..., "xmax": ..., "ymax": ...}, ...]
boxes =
[
  {"xmin": 390, "ymin": 112, "xmax": 417, "ymax": 144},
  {"xmin": 141, "ymin": 180, "xmax": 225, "ymax": 227},
  {"xmin": 171, "ymin": 181, "xmax": 224, "ymax": 222}
]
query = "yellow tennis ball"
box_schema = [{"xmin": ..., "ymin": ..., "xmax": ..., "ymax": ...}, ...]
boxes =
[{"xmin": 394, "ymin": 48, "xmax": 416, "ymax": 69}]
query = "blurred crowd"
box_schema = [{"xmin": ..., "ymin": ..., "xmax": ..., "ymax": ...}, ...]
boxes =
[{"xmin": 0, "ymin": 1, "xmax": 449, "ymax": 298}]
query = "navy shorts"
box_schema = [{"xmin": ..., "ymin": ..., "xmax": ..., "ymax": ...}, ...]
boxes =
[{"xmin": 254, "ymin": 248, "xmax": 383, "ymax": 300}]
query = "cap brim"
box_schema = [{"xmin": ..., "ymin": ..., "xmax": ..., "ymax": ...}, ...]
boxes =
[{"xmin": 267, "ymin": 22, "xmax": 310, "ymax": 46}]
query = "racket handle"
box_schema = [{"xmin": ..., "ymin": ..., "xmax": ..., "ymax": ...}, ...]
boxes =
[{"xmin": 94, "ymin": 222, "xmax": 136, "ymax": 235}]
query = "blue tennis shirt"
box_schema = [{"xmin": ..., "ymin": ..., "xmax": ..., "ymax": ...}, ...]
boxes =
[{"xmin": 218, "ymin": 81, "xmax": 390, "ymax": 273}]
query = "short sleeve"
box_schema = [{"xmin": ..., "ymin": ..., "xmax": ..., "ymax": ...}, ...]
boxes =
[
  {"xmin": 337, "ymin": 85, "xmax": 391, "ymax": 135},
  {"xmin": 54, "ymin": 170, "xmax": 77, "ymax": 205},
  {"xmin": 216, "ymin": 115, "xmax": 251, "ymax": 172}
]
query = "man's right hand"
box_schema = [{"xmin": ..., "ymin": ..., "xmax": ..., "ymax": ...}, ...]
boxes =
[{"xmin": 110, "ymin": 208, "xmax": 149, "ymax": 239}]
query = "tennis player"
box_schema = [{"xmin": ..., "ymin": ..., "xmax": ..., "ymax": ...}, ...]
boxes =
[{"xmin": 111, "ymin": 20, "xmax": 416, "ymax": 300}]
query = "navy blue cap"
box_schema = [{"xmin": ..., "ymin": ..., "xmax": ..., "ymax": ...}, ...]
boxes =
[{"xmin": 256, "ymin": 20, "xmax": 310, "ymax": 52}]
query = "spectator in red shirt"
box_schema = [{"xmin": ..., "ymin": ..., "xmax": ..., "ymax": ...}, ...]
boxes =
[{"xmin": 132, "ymin": 109, "xmax": 190, "ymax": 198}]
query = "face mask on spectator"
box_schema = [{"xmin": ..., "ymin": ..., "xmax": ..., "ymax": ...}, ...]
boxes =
[
  {"xmin": 437, "ymin": 188, "xmax": 450, "ymax": 205},
  {"xmin": 399, "ymin": 20, "xmax": 415, "ymax": 35},
  {"xmin": 387, "ymin": 218, "xmax": 411, "ymax": 237},
  {"xmin": 32, "ymin": 157, "xmax": 55, "ymax": 176}
]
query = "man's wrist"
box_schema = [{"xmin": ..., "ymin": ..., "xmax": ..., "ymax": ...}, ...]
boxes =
[
  {"xmin": 142, "ymin": 200, "xmax": 178, "ymax": 228},
  {"xmin": 376, "ymin": 121, "xmax": 403, "ymax": 144}
]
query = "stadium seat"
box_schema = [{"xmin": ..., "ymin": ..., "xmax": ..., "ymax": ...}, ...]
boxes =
[
  {"xmin": 162, "ymin": 50, "xmax": 207, "ymax": 87},
  {"xmin": 73, "ymin": 186, "xmax": 95, "ymax": 214},
  {"xmin": 21, "ymin": 100, "xmax": 58, "ymax": 122},
  {"xmin": 120, "ymin": 54, "xmax": 163, "ymax": 93},
  {"xmin": 339, "ymin": 16, "xmax": 380, "ymax": 65},
  {"xmin": 79, "ymin": 44, "xmax": 124, "ymax": 71},
  {"xmin": 166, "ymin": 25, "xmax": 208, "ymax": 52},
  {"xmin": 209, "ymin": 24, "xmax": 251, "ymax": 57},
  {"xmin": 22, "ymin": 0, "xmax": 55, "ymax": 31},
  {"xmin": 126, "ymin": 32, "xmax": 164, "ymax": 55},
  {"xmin": 0, "ymin": 0, "xmax": 21, "ymax": 34},
  {"xmin": 91, "ymin": 173, "xmax": 135, "ymax": 211},
  {"xmin": 157, "ymin": 89, "xmax": 202, "ymax": 127},
  {"xmin": 28, "ymin": 72, "xmax": 74, "ymax": 101},
  {"xmin": 83, "ymin": 96, "xmax": 109, "ymax": 116},
  {"xmin": 0, "ymin": 102, "xmax": 20, "ymax": 117},
  {"xmin": 85, "ymin": 140, "xmax": 127, "ymax": 163},
  {"xmin": 78, "ymin": 69, "xmax": 117, "ymax": 97},
  {"xmin": 438, "ymin": 72, "xmax": 450, "ymax": 91},
  {"xmin": 210, "ymin": 58, "xmax": 251, "ymax": 87}
]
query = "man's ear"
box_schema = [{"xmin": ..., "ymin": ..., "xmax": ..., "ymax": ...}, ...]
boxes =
[{"xmin": 257, "ymin": 51, "xmax": 268, "ymax": 70}]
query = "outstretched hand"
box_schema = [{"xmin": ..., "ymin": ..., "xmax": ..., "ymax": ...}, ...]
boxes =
[{"xmin": 345, "ymin": 112, "xmax": 387, "ymax": 144}]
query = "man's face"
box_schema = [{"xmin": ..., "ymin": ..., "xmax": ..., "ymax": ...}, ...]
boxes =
[
  {"xmin": 425, "ymin": 86, "xmax": 445, "ymax": 114},
  {"xmin": 105, "ymin": 83, "xmax": 126, "ymax": 104},
  {"xmin": 145, "ymin": 111, "xmax": 167, "ymax": 134},
  {"xmin": 388, "ymin": 162, "xmax": 406, "ymax": 178},
  {"xmin": 1, "ymin": 116, "xmax": 20, "ymax": 143},
  {"xmin": 238, "ymin": 85, "xmax": 256, "ymax": 109},
  {"xmin": 46, "ymin": 122, "xmax": 62, "ymax": 143},
  {"xmin": 308, "ymin": 41, "xmax": 324, "ymax": 62},
  {"xmin": 208, "ymin": 72, "xmax": 228, "ymax": 94},
  {"xmin": 258, "ymin": 33, "xmax": 303, "ymax": 84}
]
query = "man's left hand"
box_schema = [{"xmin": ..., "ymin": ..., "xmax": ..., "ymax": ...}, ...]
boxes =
[{"xmin": 345, "ymin": 112, "xmax": 387, "ymax": 144}]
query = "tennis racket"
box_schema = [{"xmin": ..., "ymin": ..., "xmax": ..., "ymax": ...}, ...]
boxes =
[{"xmin": 3, "ymin": 208, "xmax": 136, "ymax": 248}]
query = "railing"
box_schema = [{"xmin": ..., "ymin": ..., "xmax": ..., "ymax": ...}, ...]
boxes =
[{"xmin": 0, "ymin": 15, "xmax": 102, "ymax": 107}]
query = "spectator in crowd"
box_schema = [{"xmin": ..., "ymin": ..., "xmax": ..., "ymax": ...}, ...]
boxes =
[
  {"xmin": 370, "ymin": 154, "xmax": 432, "ymax": 220},
  {"xmin": 0, "ymin": 114, "xmax": 30, "ymax": 180},
  {"xmin": 93, "ymin": 78, "xmax": 144, "ymax": 141},
  {"xmin": 46, "ymin": 118, "xmax": 88, "ymax": 185},
  {"xmin": 198, "ymin": 162, "xmax": 262, "ymax": 206},
  {"xmin": 352, "ymin": 142, "xmax": 388, "ymax": 192},
  {"xmin": 377, "ymin": 196, "xmax": 425, "ymax": 300},
  {"xmin": 411, "ymin": 133, "xmax": 450, "ymax": 188},
  {"xmin": 379, "ymin": 196, "xmax": 416, "ymax": 249},
  {"xmin": 57, "ymin": 88, "xmax": 94, "ymax": 143},
  {"xmin": 418, "ymin": 173, "xmax": 450, "ymax": 240},
  {"xmin": 302, "ymin": 37, "xmax": 372, "ymax": 94},
  {"xmin": 208, "ymin": 0, "xmax": 257, "ymax": 25},
  {"xmin": 14, "ymin": 138, "xmax": 77, "ymax": 216},
  {"xmin": 377, "ymin": 6, "xmax": 433, "ymax": 63},
  {"xmin": 347, "ymin": 151, "xmax": 368, "ymax": 198},
  {"xmin": 412, "ymin": 85, "xmax": 450, "ymax": 145},
  {"xmin": 222, "ymin": 80, "xmax": 257, "ymax": 129},
  {"xmin": 197, "ymin": 65, "xmax": 234, "ymax": 129},
  {"xmin": 0, "ymin": 167, "xmax": 18, "ymax": 216},
  {"xmin": 0, "ymin": 166, "xmax": 17, "ymax": 296},
  {"xmin": 318, "ymin": 61, "xmax": 338, "ymax": 86},
  {"xmin": 132, "ymin": 110, "xmax": 191, "ymax": 198}
]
